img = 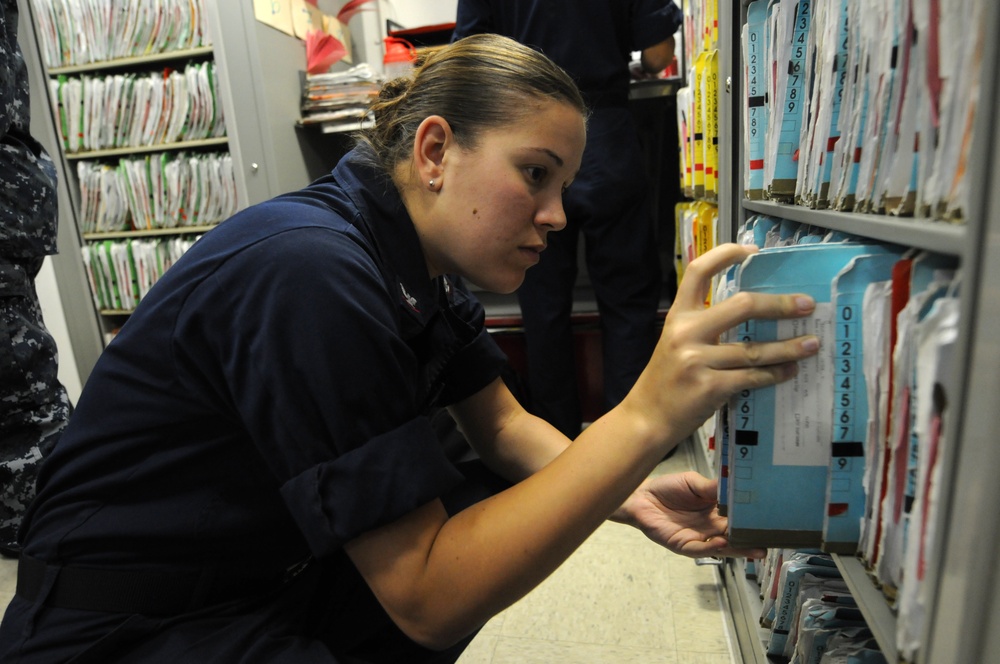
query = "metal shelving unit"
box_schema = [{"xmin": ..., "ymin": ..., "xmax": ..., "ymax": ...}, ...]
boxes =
[
  {"xmin": 20, "ymin": 0, "xmax": 373, "ymax": 383},
  {"xmin": 710, "ymin": 1, "xmax": 1000, "ymax": 663}
]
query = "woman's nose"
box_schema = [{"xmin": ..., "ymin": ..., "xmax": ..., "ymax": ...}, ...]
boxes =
[{"xmin": 535, "ymin": 195, "xmax": 568, "ymax": 231}]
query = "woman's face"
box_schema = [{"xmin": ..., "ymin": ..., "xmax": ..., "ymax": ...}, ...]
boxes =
[{"xmin": 419, "ymin": 99, "xmax": 586, "ymax": 294}]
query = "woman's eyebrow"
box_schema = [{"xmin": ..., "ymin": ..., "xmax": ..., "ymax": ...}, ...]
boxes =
[{"xmin": 527, "ymin": 147, "xmax": 564, "ymax": 167}]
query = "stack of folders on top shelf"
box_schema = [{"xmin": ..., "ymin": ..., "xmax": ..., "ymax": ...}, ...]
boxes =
[
  {"xmin": 742, "ymin": 0, "xmax": 986, "ymax": 221},
  {"xmin": 30, "ymin": 0, "xmax": 211, "ymax": 69},
  {"xmin": 753, "ymin": 549, "xmax": 887, "ymax": 663},
  {"xmin": 299, "ymin": 64, "xmax": 381, "ymax": 131},
  {"xmin": 76, "ymin": 153, "xmax": 238, "ymax": 233},
  {"xmin": 50, "ymin": 60, "xmax": 227, "ymax": 154},
  {"xmin": 718, "ymin": 215, "xmax": 959, "ymax": 662},
  {"xmin": 82, "ymin": 237, "xmax": 201, "ymax": 313}
]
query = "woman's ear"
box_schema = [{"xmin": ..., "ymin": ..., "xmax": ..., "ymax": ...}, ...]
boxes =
[{"xmin": 413, "ymin": 115, "xmax": 451, "ymax": 190}]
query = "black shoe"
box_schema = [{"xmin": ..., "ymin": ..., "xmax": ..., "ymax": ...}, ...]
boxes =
[{"xmin": 0, "ymin": 541, "xmax": 21, "ymax": 559}]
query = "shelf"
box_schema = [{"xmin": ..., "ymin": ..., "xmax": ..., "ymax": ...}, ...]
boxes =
[
  {"xmin": 64, "ymin": 137, "xmax": 230, "ymax": 160},
  {"xmin": 687, "ymin": 429, "xmax": 770, "ymax": 662},
  {"xmin": 296, "ymin": 117, "xmax": 374, "ymax": 134},
  {"xmin": 742, "ymin": 200, "xmax": 966, "ymax": 257},
  {"xmin": 47, "ymin": 46, "xmax": 215, "ymax": 75},
  {"xmin": 832, "ymin": 554, "xmax": 900, "ymax": 664},
  {"xmin": 717, "ymin": 557, "xmax": 775, "ymax": 664},
  {"xmin": 686, "ymin": 432, "xmax": 776, "ymax": 661},
  {"xmin": 690, "ymin": 417, "xmax": 900, "ymax": 661},
  {"xmin": 83, "ymin": 225, "xmax": 219, "ymax": 241},
  {"xmin": 628, "ymin": 77, "xmax": 681, "ymax": 100}
]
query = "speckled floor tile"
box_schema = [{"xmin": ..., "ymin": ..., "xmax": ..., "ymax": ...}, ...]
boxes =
[
  {"xmin": 676, "ymin": 649, "xmax": 736, "ymax": 663},
  {"xmin": 456, "ymin": 632, "xmax": 499, "ymax": 663},
  {"xmin": 0, "ymin": 558, "xmax": 16, "ymax": 615},
  {"xmin": 496, "ymin": 535, "xmax": 676, "ymax": 650},
  {"xmin": 487, "ymin": 636, "xmax": 678, "ymax": 663},
  {"xmin": 456, "ymin": 438, "xmax": 734, "ymax": 663},
  {"xmin": 667, "ymin": 582, "xmax": 732, "ymax": 654}
]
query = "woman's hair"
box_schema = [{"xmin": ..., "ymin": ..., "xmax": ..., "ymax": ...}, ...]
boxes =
[{"xmin": 358, "ymin": 33, "xmax": 588, "ymax": 175}]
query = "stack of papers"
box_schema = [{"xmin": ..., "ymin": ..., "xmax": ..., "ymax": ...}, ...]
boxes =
[
  {"xmin": 82, "ymin": 236, "xmax": 202, "ymax": 312},
  {"xmin": 50, "ymin": 60, "xmax": 227, "ymax": 153},
  {"xmin": 77, "ymin": 152, "xmax": 237, "ymax": 233},
  {"xmin": 754, "ymin": 549, "xmax": 885, "ymax": 661},
  {"xmin": 30, "ymin": 0, "xmax": 211, "ymax": 69},
  {"xmin": 300, "ymin": 63, "xmax": 381, "ymax": 132}
]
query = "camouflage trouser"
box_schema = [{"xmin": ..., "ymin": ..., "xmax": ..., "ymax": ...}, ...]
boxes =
[{"xmin": 1, "ymin": 259, "xmax": 71, "ymax": 548}]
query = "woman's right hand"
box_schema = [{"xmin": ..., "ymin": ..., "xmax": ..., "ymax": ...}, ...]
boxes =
[{"xmin": 622, "ymin": 243, "xmax": 820, "ymax": 449}]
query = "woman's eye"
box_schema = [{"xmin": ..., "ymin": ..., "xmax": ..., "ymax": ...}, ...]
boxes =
[{"xmin": 525, "ymin": 166, "xmax": 546, "ymax": 184}]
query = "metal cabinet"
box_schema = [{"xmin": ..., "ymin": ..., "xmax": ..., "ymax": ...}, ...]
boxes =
[
  {"xmin": 709, "ymin": 1, "xmax": 1000, "ymax": 662},
  {"xmin": 18, "ymin": 0, "xmax": 373, "ymax": 384}
]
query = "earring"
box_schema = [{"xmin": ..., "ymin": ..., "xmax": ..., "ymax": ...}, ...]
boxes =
[{"xmin": 428, "ymin": 179, "xmax": 436, "ymax": 189}]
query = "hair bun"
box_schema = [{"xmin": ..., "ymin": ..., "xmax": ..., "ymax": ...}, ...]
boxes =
[{"xmin": 378, "ymin": 76, "xmax": 411, "ymax": 102}]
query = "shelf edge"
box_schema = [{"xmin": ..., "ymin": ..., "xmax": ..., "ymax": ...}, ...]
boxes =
[
  {"xmin": 832, "ymin": 554, "xmax": 900, "ymax": 664},
  {"xmin": 742, "ymin": 200, "xmax": 966, "ymax": 257},
  {"xmin": 47, "ymin": 46, "xmax": 215, "ymax": 75}
]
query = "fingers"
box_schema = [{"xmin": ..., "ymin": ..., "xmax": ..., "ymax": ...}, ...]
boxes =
[
  {"xmin": 679, "ymin": 471, "xmax": 717, "ymax": 499},
  {"xmin": 707, "ymin": 334, "xmax": 820, "ymax": 371},
  {"xmin": 695, "ymin": 291, "xmax": 817, "ymax": 341},
  {"xmin": 706, "ymin": 358, "xmax": 806, "ymax": 401},
  {"xmin": 710, "ymin": 541, "xmax": 767, "ymax": 559},
  {"xmin": 674, "ymin": 244, "xmax": 758, "ymax": 311}
]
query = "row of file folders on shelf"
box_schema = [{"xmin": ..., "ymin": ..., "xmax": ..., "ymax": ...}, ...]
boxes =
[
  {"xmin": 50, "ymin": 60, "xmax": 226, "ymax": 154},
  {"xmin": 675, "ymin": 0, "xmax": 721, "ymax": 201},
  {"xmin": 741, "ymin": 0, "xmax": 984, "ymax": 222},
  {"xmin": 76, "ymin": 153, "xmax": 237, "ymax": 233},
  {"xmin": 751, "ymin": 549, "xmax": 887, "ymax": 663},
  {"xmin": 82, "ymin": 235, "xmax": 202, "ymax": 312},
  {"xmin": 706, "ymin": 214, "xmax": 958, "ymax": 661},
  {"xmin": 675, "ymin": 49, "xmax": 719, "ymax": 203},
  {"xmin": 31, "ymin": 0, "xmax": 211, "ymax": 69}
]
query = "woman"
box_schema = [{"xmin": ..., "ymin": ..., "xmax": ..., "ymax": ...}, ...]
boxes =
[{"xmin": 0, "ymin": 35, "xmax": 817, "ymax": 662}]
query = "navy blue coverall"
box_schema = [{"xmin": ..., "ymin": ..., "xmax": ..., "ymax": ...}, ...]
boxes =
[
  {"xmin": 453, "ymin": 0, "xmax": 683, "ymax": 437},
  {"xmin": 0, "ymin": 146, "xmax": 509, "ymax": 663}
]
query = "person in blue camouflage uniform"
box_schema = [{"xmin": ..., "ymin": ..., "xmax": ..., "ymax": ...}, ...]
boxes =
[{"xmin": 0, "ymin": 0, "xmax": 71, "ymax": 558}]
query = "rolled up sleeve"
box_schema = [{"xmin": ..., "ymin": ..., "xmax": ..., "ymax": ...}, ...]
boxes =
[{"xmin": 280, "ymin": 417, "xmax": 465, "ymax": 557}]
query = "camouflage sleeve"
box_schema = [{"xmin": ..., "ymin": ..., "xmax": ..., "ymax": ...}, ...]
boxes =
[
  {"xmin": 0, "ymin": 0, "xmax": 69, "ymax": 554},
  {"xmin": 1, "ymin": 0, "xmax": 60, "ymax": 261}
]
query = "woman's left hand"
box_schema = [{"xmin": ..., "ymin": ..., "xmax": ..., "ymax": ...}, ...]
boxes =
[{"xmin": 614, "ymin": 470, "xmax": 766, "ymax": 560}]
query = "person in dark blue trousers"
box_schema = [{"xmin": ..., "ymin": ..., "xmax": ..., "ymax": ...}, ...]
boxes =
[
  {"xmin": 0, "ymin": 34, "xmax": 815, "ymax": 663},
  {"xmin": 454, "ymin": 0, "xmax": 684, "ymax": 438}
]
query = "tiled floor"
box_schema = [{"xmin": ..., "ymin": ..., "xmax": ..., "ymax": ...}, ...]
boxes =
[
  {"xmin": 0, "ymin": 557, "xmax": 13, "ymax": 623},
  {"xmin": 0, "ymin": 442, "xmax": 735, "ymax": 663},
  {"xmin": 456, "ymin": 442, "xmax": 736, "ymax": 664}
]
